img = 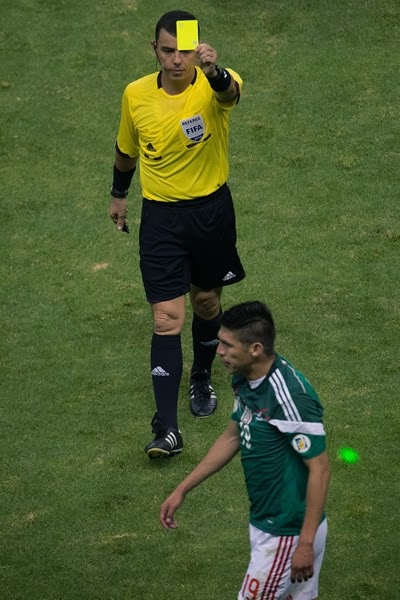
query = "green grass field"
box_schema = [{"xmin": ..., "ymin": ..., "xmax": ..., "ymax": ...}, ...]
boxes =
[{"xmin": 1, "ymin": 0, "xmax": 399, "ymax": 598}]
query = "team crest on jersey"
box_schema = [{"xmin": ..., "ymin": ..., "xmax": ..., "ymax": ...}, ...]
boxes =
[
  {"xmin": 180, "ymin": 114, "xmax": 205, "ymax": 143},
  {"xmin": 241, "ymin": 406, "xmax": 253, "ymax": 425},
  {"xmin": 292, "ymin": 434, "xmax": 311, "ymax": 454}
]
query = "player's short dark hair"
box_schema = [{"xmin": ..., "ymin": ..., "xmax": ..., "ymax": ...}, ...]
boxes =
[
  {"xmin": 220, "ymin": 301, "xmax": 276, "ymax": 356},
  {"xmin": 155, "ymin": 10, "xmax": 199, "ymax": 41}
]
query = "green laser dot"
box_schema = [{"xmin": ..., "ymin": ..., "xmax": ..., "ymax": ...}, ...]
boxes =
[{"xmin": 338, "ymin": 447, "xmax": 359, "ymax": 464}]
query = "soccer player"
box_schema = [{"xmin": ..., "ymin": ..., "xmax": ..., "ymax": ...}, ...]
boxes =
[
  {"xmin": 108, "ymin": 10, "xmax": 245, "ymax": 459},
  {"xmin": 160, "ymin": 301, "xmax": 330, "ymax": 600}
]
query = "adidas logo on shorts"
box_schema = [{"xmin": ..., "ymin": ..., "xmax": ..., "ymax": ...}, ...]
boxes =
[
  {"xmin": 151, "ymin": 366, "xmax": 170, "ymax": 376},
  {"xmin": 222, "ymin": 271, "xmax": 236, "ymax": 281}
]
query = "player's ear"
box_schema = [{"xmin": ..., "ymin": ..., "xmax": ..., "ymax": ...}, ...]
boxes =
[{"xmin": 250, "ymin": 342, "xmax": 264, "ymax": 358}]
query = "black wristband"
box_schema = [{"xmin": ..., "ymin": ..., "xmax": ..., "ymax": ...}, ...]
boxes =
[
  {"xmin": 111, "ymin": 164, "xmax": 136, "ymax": 198},
  {"xmin": 206, "ymin": 66, "xmax": 232, "ymax": 92},
  {"xmin": 110, "ymin": 187, "xmax": 129, "ymax": 199}
]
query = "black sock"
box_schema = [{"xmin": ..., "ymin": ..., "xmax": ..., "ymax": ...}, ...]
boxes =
[
  {"xmin": 191, "ymin": 309, "xmax": 222, "ymax": 377},
  {"xmin": 150, "ymin": 333, "xmax": 182, "ymax": 430}
]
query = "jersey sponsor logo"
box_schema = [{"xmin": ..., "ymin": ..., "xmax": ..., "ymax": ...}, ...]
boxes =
[
  {"xmin": 180, "ymin": 114, "xmax": 205, "ymax": 143},
  {"xmin": 151, "ymin": 366, "xmax": 170, "ymax": 376},
  {"xmin": 146, "ymin": 142, "xmax": 157, "ymax": 152},
  {"xmin": 292, "ymin": 434, "xmax": 311, "ymax": 454}
]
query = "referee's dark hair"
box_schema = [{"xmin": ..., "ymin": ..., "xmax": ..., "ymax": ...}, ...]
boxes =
[
  {"xmin": 155, "ymin": 10, "xmax": 199, "ymax": 41},
  {"xmin": 220, "ymin": 301, "xmax": 276, "ymax": 357}
]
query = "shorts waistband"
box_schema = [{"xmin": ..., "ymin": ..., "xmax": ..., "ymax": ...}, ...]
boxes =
[{"xmin": 143, "ymin": 183, "xmax": 228, "ymax": 209}]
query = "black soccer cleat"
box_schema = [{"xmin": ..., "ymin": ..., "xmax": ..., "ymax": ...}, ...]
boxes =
[
  {"xmin": 144, "ymin": 413, "xmax": 183, "ymax": 459},
  {"xmin": 189, "ymin": 370, "xmax": 218, "ymax": 418}
]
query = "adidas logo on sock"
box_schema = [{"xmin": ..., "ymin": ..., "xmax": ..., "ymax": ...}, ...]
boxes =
[
  {"xmin": 222, "ymin": 271, "xmax": 236, "ymax": 281},
  {"xmin": 151, "ymin": 366, "xmax": 170, "ymax": 376}
]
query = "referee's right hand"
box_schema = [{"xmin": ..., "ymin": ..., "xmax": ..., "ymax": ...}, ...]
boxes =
[{"xmin": 109, "ymin": 197, "xmax": 129, "ymax": 232}]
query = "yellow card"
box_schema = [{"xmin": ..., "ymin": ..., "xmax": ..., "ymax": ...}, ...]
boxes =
[{"xmin": 176, "ymin": 20, "xmax": 199, "ymax": 51}]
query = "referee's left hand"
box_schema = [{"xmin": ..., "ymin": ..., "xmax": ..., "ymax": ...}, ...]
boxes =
[
  {"xmin": 196, "ymin": 43, "xmax": 218, "ymax": 78},
  {"xmin": 109, "ymin": 197, "xmax": 128, "ymax": 232}
]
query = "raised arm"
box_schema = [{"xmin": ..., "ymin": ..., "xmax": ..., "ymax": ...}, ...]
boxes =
[
  {"xmin": 160, "ymin": 420, "xmax": 241, "ymax": 529},
  {"xmin": 196, "ymin": 43, "xmax": 239, "ymax": 103}
]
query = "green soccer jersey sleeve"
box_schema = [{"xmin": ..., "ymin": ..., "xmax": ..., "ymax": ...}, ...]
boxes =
[{"xmin": 267, "ymin": 358, "xmax": 326, "ymax": 460}]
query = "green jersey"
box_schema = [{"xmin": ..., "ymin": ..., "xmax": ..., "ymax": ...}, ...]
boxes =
[{"xmin": 231, "ymin": 353, "xmax": 327, "ymax": 536}]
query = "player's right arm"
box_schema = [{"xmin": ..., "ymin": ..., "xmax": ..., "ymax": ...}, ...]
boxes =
[{"xmin": 160, "ymin": 420, "xmax": 240, "ymax": 529}]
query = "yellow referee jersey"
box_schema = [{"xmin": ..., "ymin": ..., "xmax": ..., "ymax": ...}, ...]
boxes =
[{"xmin": 116, "ymin": 66, "xmax": 243, "ymax": 202}]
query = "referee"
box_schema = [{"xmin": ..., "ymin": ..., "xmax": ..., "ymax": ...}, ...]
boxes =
[{"xmin": 108, "ymin": 10, "xmax": 245, "ymax": 459}]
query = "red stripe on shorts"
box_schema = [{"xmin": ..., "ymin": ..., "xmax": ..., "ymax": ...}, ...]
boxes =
[{"xmin": 261, "ymin": 536, "xmax": 294, "ymax": 600}]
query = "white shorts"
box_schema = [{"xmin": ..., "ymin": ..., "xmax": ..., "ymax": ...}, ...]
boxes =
[{"xmin": 238, "ymin": 519, "xmax": 327, "ymax": 600}]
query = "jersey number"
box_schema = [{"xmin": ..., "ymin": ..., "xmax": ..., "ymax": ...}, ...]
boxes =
[
  {"xmin": 242, "ymin": 574, "xmax": 260, "ymax": 599},
  {"xmin": 239, "ymin": 422, "xmax": 251, "ymax": 449}
]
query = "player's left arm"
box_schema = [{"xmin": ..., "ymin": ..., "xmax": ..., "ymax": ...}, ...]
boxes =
[
  {"xmin": 290, "ymin": 451, "xmax": 331, "ymax": 583},
  {"xmin": 196, "ymin": 43, "xmax": 239, "ymax": 103}
]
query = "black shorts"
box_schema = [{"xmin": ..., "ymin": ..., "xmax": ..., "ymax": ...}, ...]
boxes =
[{"xmin": 139, "ymin": 184, "xmax": 246, "ymax": 303}]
